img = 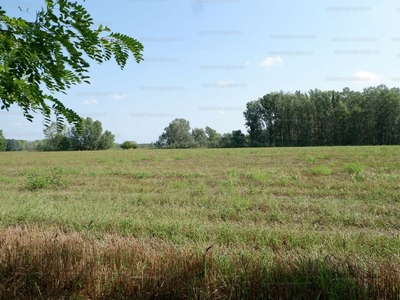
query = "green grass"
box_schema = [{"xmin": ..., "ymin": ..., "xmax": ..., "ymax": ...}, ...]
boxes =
[
  {"xmin": 0, "ymin": 146, "xmax": 400, "ymax": 298},
  {"xmin": 1, "ymin": 147, "xmax": 399, "ymax": 247},
  {"xmin": 344, "ymin": 163, "xmax": 364, "ymax": 174},
  {"xmin": 25, "ymin": 167, "xmax": 65, "ymax": 190},
  {"xmin": 310, "ymin": 165, "xmax": 331, "ymax": 175}
]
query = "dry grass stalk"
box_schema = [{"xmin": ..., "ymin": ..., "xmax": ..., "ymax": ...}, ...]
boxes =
[{"xmin": 1, "ymin": 225, "xmax": 399, "ymax": 299}]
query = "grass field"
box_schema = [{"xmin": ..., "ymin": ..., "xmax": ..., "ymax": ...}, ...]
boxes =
[{"xmin": 1, "ymin": 146, "xmax": 400, "ymax": 299}]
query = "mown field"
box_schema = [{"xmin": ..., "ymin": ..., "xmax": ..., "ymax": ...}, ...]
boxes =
[{"xmin": 0, "ymin": 146, "xmax": 400, "ymax": 299}]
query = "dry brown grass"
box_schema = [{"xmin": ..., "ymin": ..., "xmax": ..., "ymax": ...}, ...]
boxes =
[{"xmin": 1, "ymin": 225, "xmax": 399, "ymax": 299}]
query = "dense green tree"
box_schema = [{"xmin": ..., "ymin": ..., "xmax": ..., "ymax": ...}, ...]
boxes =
[
  {"xmin": 98, "ymin": 131, "xmax": 115, "ymax": 150},
  {"xmin": 69, "ymin": 118, "xmax": 104, "ymax": 150},
  {"xmin": 192, "ymin": 128, "xmax": 208, "ymax": 148},
  {"xmin": 0, "ymin": 130, "xmax": 6, "ymax": 151},
  {"xmin": 293, "ymin": 91, "xmax": 313, "ymax": 146},
  {"xmin": 243, "ymin": 100, "xmax": 267, "ymax": 147},
  {"xmin": 342, "ymin": 88, "xmax": 364, "ymax": 145},
  {"xmin": 6, "ymin": 139, "xmax": 22, "ymax": 151},
  {"xmin": 259, "ymin": 92, "xmax": 280, "ymax": 146},
  {"xmin": 309, "ymin": 89, "xmax": 334, "ymax": 145},
  {"xmin": 42, "ymin": 122, "xmax": 70, "ymax": 151},
  {"xmin": 331, "ymin": 98, "xmax": 349, "ymax": 145},
  {"xmin": 219, "ymin": 133, "xmax": 233, "ymax": 148},
  {"xmin": 365, "ymin": 85, "xmax": 400, "ymax": 145},
  {"xmin": 0, "ymin": 1, "xmax": 143, "ymax": 130},
  {"xmin": 231, "ymin": 130, "xmax": 247, "ymax": 147},
  {"xmin": 205, "ymin": 126, "xmax": 221, "ymax": 148},
  {"xmin": 155, "ymin": 118, "xmax": 195, "ymax": 148}
]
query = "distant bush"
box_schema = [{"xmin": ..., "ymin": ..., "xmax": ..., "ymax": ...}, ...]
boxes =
[{"xmin": 120, "ymin": 141, "xmax": 138, "ymax": 150}]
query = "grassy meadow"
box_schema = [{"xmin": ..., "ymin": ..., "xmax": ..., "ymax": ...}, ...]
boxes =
[{"xmin": 0, "ymin": 146, "xmax": 400, "ymax": 299}]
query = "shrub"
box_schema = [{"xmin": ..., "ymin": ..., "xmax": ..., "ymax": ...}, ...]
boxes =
[
  {"xmin": 120, "ymin": 141, "xmax": 138, "ymax": 149},
  {"xmin": 26, "ymin": 167, "xmax": 65, "ymax": 190}
]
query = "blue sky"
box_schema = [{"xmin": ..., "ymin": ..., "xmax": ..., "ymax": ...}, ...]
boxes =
[{"xmin": 2, "ymin": 0, "xmax": 400, "ymax": 143}]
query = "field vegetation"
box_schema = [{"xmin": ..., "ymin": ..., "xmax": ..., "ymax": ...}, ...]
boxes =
[{"xmin": 0, "ymin": 146, "xmax": 399, "ymax": 299}]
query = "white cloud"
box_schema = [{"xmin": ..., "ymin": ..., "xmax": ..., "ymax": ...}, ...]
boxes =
[
  {"xmin": 353, "ymin": 71, "xmax": 380, "ymax": 82},
  {"xmin": 244, "ymin": 61, "xmax": 251, "ymax": 66},
  {"xmin": 83, "ymin": 99, "xmax": 98, "ymax": 105},
  {"xmin": 216, "ymin": 110, "xmax": 224, "ymax": 115},
  {"xmin": 259, "ymin": 56, "xmax": 283, "ymax": 67}
]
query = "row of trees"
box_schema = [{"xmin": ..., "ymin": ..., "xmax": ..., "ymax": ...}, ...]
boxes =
[
  {"xmin": 39, "ymin": 117, "xmax": 115, "ymax": 151},
  {"xmin": 155, "ymin": 118, "xmax": 247, "ymax": 148},
  {"xmin": 0, "ymin": 130, "xmax": 42, "ymax": 151},
  {"xmin": 154, "ymin": 85, "xmax": 400, "ymax": 149},
  {"xmin": 5, "ymin": 139, "xmax": 42, "ymax": 151},
  {"xmin": 3, "ymin": 84, "xmax": 400, "ymax": 151},
  {"xmin": 244, "ymin": 85, "xmax": 400, "ymax": 147}
]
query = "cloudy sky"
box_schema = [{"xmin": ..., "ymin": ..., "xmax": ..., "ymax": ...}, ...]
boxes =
[{"xmin": 2, "ymin": 0, "xmax": 400, "ymax": 143}]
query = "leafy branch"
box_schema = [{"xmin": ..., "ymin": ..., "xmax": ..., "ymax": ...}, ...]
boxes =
[{"xmin": 0, "ymin": 0, "xmax": 144, "ymax": 131}]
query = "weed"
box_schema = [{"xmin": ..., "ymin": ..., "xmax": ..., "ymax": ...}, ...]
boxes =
[
  {"xmin": 344, "ymin": 163, "xmax": 363, "ymax": 174},
  {"xmin": 305, "ymin": 155, "xmax": 316, "ymax": 163},
  {"xmin": 26, "ymin": 167, "xmax": 65, "ymax": 190},
  {"xmin": 310, "ymin": 165, "xmax": 331, "ymax": 175},
  {"xmin": 251, "ymin": 171, "xmax": 270, "ymax": 182}
]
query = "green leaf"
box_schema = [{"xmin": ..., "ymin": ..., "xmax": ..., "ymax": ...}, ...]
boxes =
[{"xmin": 0, "ymin": 0, "xmax": 144, "ymax": 127}]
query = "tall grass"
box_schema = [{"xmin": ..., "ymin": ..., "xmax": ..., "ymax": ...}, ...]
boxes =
[{"xmin": 1, "ymin": 226, "xmax": 399, "ymax": 299}]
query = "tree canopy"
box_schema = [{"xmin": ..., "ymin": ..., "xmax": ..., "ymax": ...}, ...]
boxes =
[
  {"xmin": 120, "ymin": 141, "xmax": 138, "ymax": 150},
  {"xmin": 155, "ymin": 118, "xmax": 196, "ymax": 149},
  {"xmin": 0, "ymin": 0, "xmax": 143, "ymax": 130},
  {"xmin": 154, "ymin": 118, "xmax": 247, "ymax": 149},
  {"xmin": 0, "ymin": 130, "xmax": 6, "ymax": 151},
  {"xmin": 40, "ymin": 118, "xmax": 115, "ymax": 151},
  {"xmin": 244, "ymin": 85, "xmax": 400, "ymax": 146}
]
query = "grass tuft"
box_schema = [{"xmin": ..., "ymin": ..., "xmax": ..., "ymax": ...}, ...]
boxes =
[
  {"xmin": 310, "ymin": 165, "xmax": 331, "ymax": 175},
  {"xmin": 344, "ymin": 163, "xmax": 363, "ymax": 174},
  {"xmin": 26, "ymin": 167, "xmax": 65, "ymax": 190}
]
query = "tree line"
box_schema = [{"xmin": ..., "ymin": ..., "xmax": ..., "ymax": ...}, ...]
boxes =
[
  {"xmin": 3, "ymin": 138, "xmax": 42, "ymax": 151},
  {"xmin": 39, "ymin": 117, "xmax": 115, "ymax": 151},
  {"xmin": 0, "ymin": 118, "xmax": 116, "ymax": 152},
  {"xmin": 2, "ymin": 85, "xmax": 400, "ymax": 151},
  {"xmin": 155, "ymin": 85, "xmax": 400, "ymax": 148},
  {"xmin": 244, "ymin": 85, "xmax": 400, "ymax": 147},
  {"xmin": 154, "ymin": 118, "xmax": 247, "ymax": 149}
]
